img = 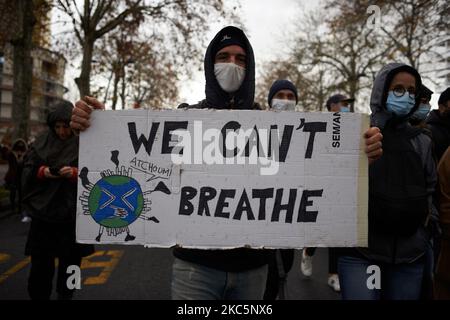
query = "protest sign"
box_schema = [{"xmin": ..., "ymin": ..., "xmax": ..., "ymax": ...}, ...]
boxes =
[{"xmin": 76, "ymin": 109, "xmax": 369, "ymax": 248}]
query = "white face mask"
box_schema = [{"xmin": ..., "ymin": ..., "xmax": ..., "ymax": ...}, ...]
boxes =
[
  {"xmin": 271, "ymin": 99, "xmax": 296, "ymax": 111},
  {"xmin": 214, "ymin": 63, "xmax": 246, "ymax": 93}
]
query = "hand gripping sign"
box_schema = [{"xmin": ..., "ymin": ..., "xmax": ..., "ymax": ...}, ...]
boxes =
[{"xmin": 76, "ymin": 109, "xmax": 368, "ymax": 249}]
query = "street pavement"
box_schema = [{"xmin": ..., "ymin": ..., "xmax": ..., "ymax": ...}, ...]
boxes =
[{"xmin": 0, "ymin": 212, "xmax": 340, "ymax": 300}]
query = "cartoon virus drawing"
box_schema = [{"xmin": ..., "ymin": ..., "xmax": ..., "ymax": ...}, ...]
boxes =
[{"xmin": 79, "ymin": 150, "xmax": 171, "ymax": 242}]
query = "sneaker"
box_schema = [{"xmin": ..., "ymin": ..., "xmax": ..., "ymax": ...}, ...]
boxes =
[
  {"xmin": 21, "ymin": 216, "xmax": 31, "ymax": 223},
  {"xmin": 300, "ymin": 248, "xmax": 313, "ymax": 277},
  {"xmin": 328, "ymin": 274, "xmax": 341, "ymax": 292}
]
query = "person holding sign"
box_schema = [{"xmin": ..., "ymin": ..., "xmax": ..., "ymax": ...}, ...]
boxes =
[
  {"xmin": 70, "ymin": 26, "xmax": 384, "ymax": 300},
  {"xmin": 170, "ymin": 26, "xmax": 271, "ymax": 300},
  {"xmin": 337, "ymin": 63, "xmax": 437, "ymax": 300}
]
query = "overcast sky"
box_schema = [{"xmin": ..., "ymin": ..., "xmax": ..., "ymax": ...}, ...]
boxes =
[
  {"xmin": 60, "ymin": 0, "xmax": 316, "ymax": 106},
  {"xmin": 59, "ymin": 0, "xmax": 442, "ymax": 110}
]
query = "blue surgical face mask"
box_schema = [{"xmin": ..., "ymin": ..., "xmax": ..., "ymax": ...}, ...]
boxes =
[
  {"xmin": 411, "ymin": 103, "xmax": 431, "ymax": 121},
  {"xmin": 340, "ymin": 106, "xmax": 350, "ymax": 112},
  {"xmin": 386, "ymin": 91, "xmax": 415, "ymax": 116}
]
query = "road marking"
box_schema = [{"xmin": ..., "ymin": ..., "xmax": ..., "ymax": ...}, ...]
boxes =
[
  {"xmin": 0, "ymin": 257, "xmax": 31, "ymax": 285},
  {"xmin": 81, "ymin": 250, "xmax": 124, "ymax": 285},
  {"xmin": 0, "ymin": 250, "xmax": 124, "ymax": 286}
]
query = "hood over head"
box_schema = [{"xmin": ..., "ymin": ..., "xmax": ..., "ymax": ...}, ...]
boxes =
[
  {"xmin": 47, "ymin": 100, "xmax": 73, "ymax": 130},
  {"xmin": 12, "ymin": 138, "xmax": 28, "ymax": 152},
  {"xmin": 204, "ymin": 26, "xmax": 255, "ymax": 110},
  {"xmin": 32, "ymin": 100, "xmax": 78, "ymax": 168}
]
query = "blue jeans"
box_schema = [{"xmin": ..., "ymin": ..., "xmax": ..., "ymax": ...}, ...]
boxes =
[
  {"xmin": 338, "ymin": 255, "xmax": 425, "ymax": 300},
  {"xmin": 171, "ymin": 257, "xmax": 268, "ymax": 300}
]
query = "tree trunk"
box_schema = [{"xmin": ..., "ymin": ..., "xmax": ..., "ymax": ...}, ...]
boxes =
[
  {"xmin": 120, "ymin": 65, "xmax": 126, "ymax": 110},
  {"xmin": 0, "ymin": 1, "xmax": 19, "ymax": 48},
  {"xmin": 317, "ymin": 71, "xmax": 325, "ymax": 112},
  {"xmin": 103, "ymin": 69, "xmax": 114, "ymax": 103},
  {"xmin": 11, "ymin": 0, "xmax": 35, "ymax": 141},
  {"xmin": 349, "ymin": 79, "xmax": 358, "ymax": 113},
  {"xmin": 75, "ymin": 36, "xmax": 94, "ymax": 98}
]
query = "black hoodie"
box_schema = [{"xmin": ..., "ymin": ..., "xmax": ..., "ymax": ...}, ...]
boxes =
[
  {"xmin": 354, "ymin": 63, "xmax": 436, "ymax": 264},
  {"xmin": 370, "ymin": 63, "xmax": 422, "ymax": 130},
  {"xmin": 173, "ymin": 26, "xmax": 269, "ymax": 272},
  {"xmin": 179, "ymin": 26, "xmax": 260, "ymax": 111}
]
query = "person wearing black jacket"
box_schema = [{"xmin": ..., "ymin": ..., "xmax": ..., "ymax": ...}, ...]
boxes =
[
  {"xmin": 172, "ymin": 26, "xmax": 270, "ymax": 300},
  {"xmin": 426, "ymin": 87, "xmax": 450, "ymax": 162},
  {"xmin": 69, "ymin": 25, "xmax": 384, "ymax": 300},
  {"xmin": 338, "ymin": 63, "xmax": 436, "ymax": 300},
  {"xmin": 22, "ymin": 101, "xmax": 94, "ymax": 300},
  {"xmin": 4, "ymin": 138, "xmax": 28, "ymax": 220}
]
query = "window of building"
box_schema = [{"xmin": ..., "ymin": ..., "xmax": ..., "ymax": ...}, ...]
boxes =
[
  {"xmin": 42, "ymin": 60, "xmax": 57, "ymax": 80},
  {"xmin": 45, "ymin": 81, "xmax": 55, "ymax": 94}
]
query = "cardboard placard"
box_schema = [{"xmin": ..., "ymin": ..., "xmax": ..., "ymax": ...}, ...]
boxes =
[{"xmin": 76, "ymin": 109, "xmax": 368, "ymax": 248}]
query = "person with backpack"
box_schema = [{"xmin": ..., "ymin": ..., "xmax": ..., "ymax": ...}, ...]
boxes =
[{"xmin": 337, "ymin": 63, "xmax": 437, "ymax": 300}]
